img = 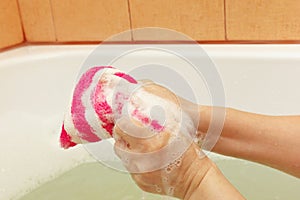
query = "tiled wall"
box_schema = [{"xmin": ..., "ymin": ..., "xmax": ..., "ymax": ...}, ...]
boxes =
[
  {"xmin": 226, "ymin": 0, "xmax": 300, "ymax": 40},
  {"xmin": 0, "ymin": 0, "xmax": 24, "ymax": 49},
  {"xmin": 130, "ymin": 0, "xmax": 225, "ymax": 41},
  {"xmin": 1, "ymin": 0, "xmax": 300, "ymax": 50}
]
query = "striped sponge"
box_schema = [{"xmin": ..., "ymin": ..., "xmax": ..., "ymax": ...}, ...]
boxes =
[{"xmin": 60, "ymin": 66, "xmax": 193, "ymax": 149}]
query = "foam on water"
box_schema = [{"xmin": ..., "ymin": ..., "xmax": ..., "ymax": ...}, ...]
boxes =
[{"xmin": 0, "ymin": 111, "xmax": 93, "ymax": 199}]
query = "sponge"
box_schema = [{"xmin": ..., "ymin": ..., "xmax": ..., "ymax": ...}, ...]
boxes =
[
  {"xmin": 60, "ymin": 66, "xmax": 193, "ymax": 149},
  {"xmin": 60, "ymin": 66, "xmax": 139, "ymax": 148}
]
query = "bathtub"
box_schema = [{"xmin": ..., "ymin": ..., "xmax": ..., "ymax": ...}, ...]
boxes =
[{"xmin": 0, "ymin": 44, "xmax": 299, "ymax": 199}]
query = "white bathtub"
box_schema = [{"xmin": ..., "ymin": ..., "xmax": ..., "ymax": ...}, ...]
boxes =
[{"xmin": 0, "ymin": 45, "xmax": 299, "ymax": 199}]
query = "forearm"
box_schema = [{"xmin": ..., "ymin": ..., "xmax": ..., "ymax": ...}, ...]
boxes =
[{"xmin": 199, "ymin": 106, "xmax": 300, "ymax": 177}]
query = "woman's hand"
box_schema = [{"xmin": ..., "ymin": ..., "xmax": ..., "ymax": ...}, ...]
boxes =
[
  {"xmin": 133, "ymin": 80, "xmax": 208, "ymax": 144},
  {"xmin": 113, "ymin": 117, "xmax": 213, "ymax": 199},
  {"xmin": 112, "ymin": 81, "xmax": 245, "ymax": 200}
]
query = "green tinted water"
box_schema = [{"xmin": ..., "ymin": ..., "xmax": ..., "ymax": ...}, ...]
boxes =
[
  {"xmin": 216, "ymin": 159, "xmax": 300, "ymax": 199},
  {"xmin": 18, "ymin": 162, "xmax": 170, "ymax": 200},
  {"xmin": 19, "ymin": 160, "xmax": 300, "ymax": 200}
]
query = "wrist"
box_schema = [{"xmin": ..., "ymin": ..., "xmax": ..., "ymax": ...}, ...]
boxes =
[
  {"xmin": 187, "ymin": 162, "xmax": 245, "ymax": 200},
  {"xmin": 181, "ymin": 152, "xmax": 213, "ymax": 200},
  {"xmin": 179, "ymin": 98, "xmax": 211, "ymax": 134},
  {"xmin": 185, "ymin": 162, "xmax": 215, "ymax": 200},
  {"xmin": 198, "ymin": 105, "xmax": 211, "ymax": 133}
]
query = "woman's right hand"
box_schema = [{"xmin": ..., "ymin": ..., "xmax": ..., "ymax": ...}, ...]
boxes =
[{"xmin": 113, "ymin": 117, "xmax": 213, "ymax": 199}]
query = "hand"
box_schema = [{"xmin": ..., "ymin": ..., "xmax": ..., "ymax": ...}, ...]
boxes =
[
  {"xmin": 113, "ymin": 117, "xmax": 213, "ymax": 199},
  {"xmin": 132, "ymin": 80, "xmax": 210, "ymax": 148}
]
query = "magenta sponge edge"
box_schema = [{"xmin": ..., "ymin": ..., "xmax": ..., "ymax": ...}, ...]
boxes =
[{"xmin": 60, "ymin": 124, "xmax": 77, "ymax": 149}]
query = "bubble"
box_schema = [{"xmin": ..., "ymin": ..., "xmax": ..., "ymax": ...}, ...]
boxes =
[
  {"xmin": 164, "ymin": 156, "xmax": 183, "ymax": 174},
  {"xmin": 162, "ymin": 177, "xmax": 168, "ymax": 182},
  {"xmin": 167, "ymin": 187, "xmax": 175, "ymax": 196},
  {"xmin": 155, "ymin": 185, "xmax": 162, "ymax": 193},
  {"xmin": 194, "ymin": 130, "xmax": 206, "ymax": 147},
  {"xmin": 165, "ymin": 166, "xmax": 172, "ymax": 174},
  {"xmin": 175, "ymin": 158, "xmax": 181, "ymax": 167}
]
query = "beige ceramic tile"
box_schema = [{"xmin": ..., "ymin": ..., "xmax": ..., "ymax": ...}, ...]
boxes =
[
  {"xmin": 129, "ymin": 0, "xmax": 225, "ymax": 41},
  {"xmin": 0, "ymin": 0, "xmax": 24, "ymax": 49},
  {"xmin": 51, "ymin": 0, "xmax": 131, "ymax": 42},
  {"xmin": 226, "ymin": 0, "xmax": 300, "ymax": 40},
  {"xmin": 18, "ymin": 0, "xmax": 56, "ymax": 42}
]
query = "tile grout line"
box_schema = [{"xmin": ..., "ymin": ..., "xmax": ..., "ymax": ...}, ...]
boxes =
[
  {"xmin": 49, "ymin": 0, "xmax": 58, "ymax": 42},
  {"xmin": 15, "ymin": 0, "xmax": 26, "ymax": 42},
  {"xmin": 223, "ymin": 0, "xmax": 228, "ymax": 40},
  {"xmin": 127, "ymin": 0, "xmax": 134, "ymax": 41}
]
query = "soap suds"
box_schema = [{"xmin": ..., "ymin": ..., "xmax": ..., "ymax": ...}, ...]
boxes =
[{"xmin": 0, "ymin": 111, "xmax": 93, "ymax": 200}]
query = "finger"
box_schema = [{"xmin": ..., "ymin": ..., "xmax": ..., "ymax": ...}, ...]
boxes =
[
  {"xmin": 113, "ymin": 117, "xmax": 146, "ymax": 152},
  {"xmin": 114, "ymin": 117, "xmax": 171, "ymax": 153},
  {"xmin": 113, "ymin": 140, "xmax": 129, "ymax": 160},
  {"xmin": 114, "ymin": 126, "xmax": 194, "ymax": 173},
  {"xmin": 114, "ymin": 136, "xmax": 127, "ymax": 151},
  {"xmin": 114, "ymin": 143, "xmax": 169, "ymax": 173}
]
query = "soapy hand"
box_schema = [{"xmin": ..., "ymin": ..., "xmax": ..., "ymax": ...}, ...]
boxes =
[
  {"xmin": 112, "ymin": 81, "xmax": 211, "ymax": 199},
  {"xmin": 113, "ymin": 117, "xmax": 212, "ymax": 199}
]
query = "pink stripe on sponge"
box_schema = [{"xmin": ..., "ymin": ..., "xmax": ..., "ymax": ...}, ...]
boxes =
[
  {"xmin": 71, "ymin": 66, "xmax": 111, "ymax": 142},
  {"xmin": 114, "ymin": 72, "xmax": 137, "ymax": 84},
  {"xmin": 92, "ymin": 81, "xmax": 114, "ymax": 136},
  {"xmin": 60, "ymin": 124, "xmax": 77, "ymax": 149}
]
